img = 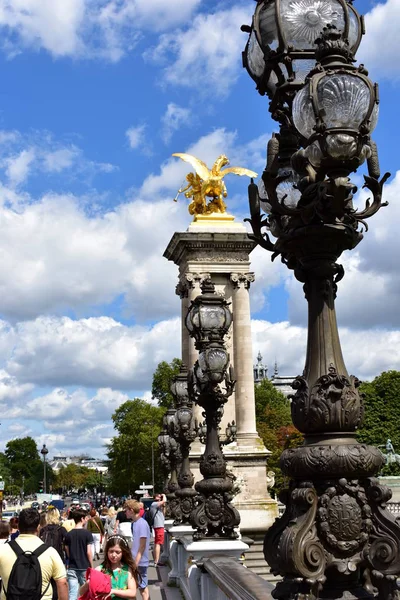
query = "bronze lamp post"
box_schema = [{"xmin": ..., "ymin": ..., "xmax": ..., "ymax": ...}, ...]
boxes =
[
  {"xmin": 243, "ymin": 4, "xmax": 400, "ymax": 598},
  {"xmin": 186, "ymin": 279, "xmax": 240, "ymax": 540}
]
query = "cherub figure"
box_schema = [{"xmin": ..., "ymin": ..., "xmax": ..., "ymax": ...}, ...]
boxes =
[
  {"xmin": 173, "ymin": 153, "xmax": 257, "ymax": 216},
  {"xmin": 174, "ymin": 172, "xmax": 206, "ymax": 215}
]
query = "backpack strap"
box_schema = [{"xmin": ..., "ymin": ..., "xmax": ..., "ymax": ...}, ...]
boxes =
[
  {"xmin": 33, "ymin": 543, "xmax": 51, "ymax": 558},
  {"xmin": 8, "ymin": 540, "xmax": 23, "ymax": 556}
]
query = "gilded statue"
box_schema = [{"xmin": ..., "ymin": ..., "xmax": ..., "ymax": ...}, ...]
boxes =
[{"xmin": 173, "ymin": 153, "xmax": 257, "ymax": 216}]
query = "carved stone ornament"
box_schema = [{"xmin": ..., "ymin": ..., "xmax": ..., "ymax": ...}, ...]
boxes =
[
  {"xmin": 230, "ymin": 272, "xmax": 256, "ymax": 290},
  {"xmin": 290, "ymin": 366, "xmax": 364, "ymax": 434},
  {"xmin": 281, "ymin": 443, "xmax": 384, "ymax": 479},
  {"xmin": 175, "ymin": 271, "xmax": 210, "ymax": 299}
]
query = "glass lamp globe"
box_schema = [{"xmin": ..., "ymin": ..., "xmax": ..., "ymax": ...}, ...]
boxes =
[
  {"xmin": 198, "ymin": 347, "xmax": 230, "ymax": 385},
  {"xmin": 243, "ymin": 0, "xmax": 363, "ymax": 97},
  {"xmin": 170, "ymin": 367, "xmax": 189, "ymax": 407},
  {"xmin": 293, "ymin": 71, "xmax": 379, "ymax": 164},
  {"xmin": 185, "ymin": 280, "xmax": 232, "ymax": 346},
  {"xmin": 258, "ymin": 166, "xmax": 302, "ymax": 214}
]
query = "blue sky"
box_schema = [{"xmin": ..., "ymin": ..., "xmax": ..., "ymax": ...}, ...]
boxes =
[{"xmin": 0, "ymin": 0, "xmax": 398, "ymax": 458}]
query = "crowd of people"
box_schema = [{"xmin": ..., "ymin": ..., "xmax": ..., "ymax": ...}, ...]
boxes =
[{"xmin": 0, "ymin": 492, "xmax": 167, "ymax": 600}]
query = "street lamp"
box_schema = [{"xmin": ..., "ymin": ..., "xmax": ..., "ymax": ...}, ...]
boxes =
[
  {"xmin": 40, "ymin": 444, "xmax": 49, "ymax": 495},
  {"xmin": 169, "ymin": 364, "xmax": 197, "ymax": 525},
  {"xmin": 244, "ymin": 9, "xmax": 400, "ymax": 600},
  {"xmin": 186, "ymin": 279, "xmax": 239, "ymax": 540}
]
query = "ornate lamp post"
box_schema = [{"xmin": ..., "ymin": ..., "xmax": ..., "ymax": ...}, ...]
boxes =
[
  {"xmin": 244, "ymin": 9, "xmax": 400, "ymax": 600},
  {"xmin": 170, "ymin": 365, "xmax": 198, "ymax": 525},
  {"xmin": 186, "ymin": 279, "xmax": 240, "ymax": 540},
  {"xmin": 40, "ymin": 444, "xmax": 49, "ymax": 495},
  {"xmin": 163, "ymin": 406, "xmax": 182, "ymax": 522}
]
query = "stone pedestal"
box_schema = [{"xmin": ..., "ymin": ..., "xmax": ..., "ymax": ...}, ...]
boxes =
[
  {"xmin": 167, "ymin": 524, "xmax": 196, "ymax": 586},
  {"xmin": 176, "ymin": 536, "xmax": 249, "ymax": 600},
  {"xmin": 164, "ymin": 216, "xmax": 278, "ymax": 533},
  {"xmin": 159, "ymin": 519, "xmax": 174, "ymax": 565}
]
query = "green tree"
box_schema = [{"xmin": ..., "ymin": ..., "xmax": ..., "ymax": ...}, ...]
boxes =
[
  {"xmin": 54, "ymin": 464, "xmax": 93, "ymax": 492},
  {"xmin": 152, "ymin": 358, "xmax": 182, "ymax": 408},
  {"xmin": 107, "ymin": 399, "xmax": 166, "ymax": 495},
  {"xmin": 358, "ymin": 370, "xmax": 400, "ymax": 475},
  {"xmin": 255, "ymin": 379, "xmax": 303, "ymax": 494},
  {"xmin": 4, "ymin": 437, "xmax": 45, "ymax": 493}
]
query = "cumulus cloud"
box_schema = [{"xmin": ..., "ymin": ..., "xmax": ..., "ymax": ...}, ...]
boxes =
[
  {"xmin": 0, "ymin": 0, "xmax": 201, "ymax": 61},
  {"xmin": 126, "ymin": 125, "xmax": 147, "ymax": 150},
  {"xmin": 0, "ymin": 131, "xmax": 116, "ymax": 192},
  {"xmin": 252, "ymin": 319, "xmax": 400, "ymax": 384},
  {"xmin": 4, "ymin": 315, "xmax": 181, "ymax": 389},
  {"xmin": 145, "ymin": 5, "xmax": 251, "ymax": 97},
  {"xmin": 161, "ymin": 104, "xmax": 192, "ymax": 144},
  {"xmin": 359, "ymin": 0, "xmax": 400, "ymax": 79}
]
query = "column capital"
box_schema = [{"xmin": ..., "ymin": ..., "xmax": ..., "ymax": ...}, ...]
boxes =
[
  {"xmin": 230, "ymin": 272, "xmax": 255, "ymax": 290},
  {"xmin": 176, "ymin": 272, "xmax": 211, "ymax": 298}
]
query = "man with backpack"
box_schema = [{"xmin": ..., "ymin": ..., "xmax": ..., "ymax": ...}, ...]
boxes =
[
  {"xmin": 148, "ymin": 494, "xmax": 166, "ymax": 567},
  {"xmin": 0, "ymin": 507, "xmax": 68, "ymax": 600}
]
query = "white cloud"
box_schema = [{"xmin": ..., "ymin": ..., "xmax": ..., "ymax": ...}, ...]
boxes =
[
  {"xmin": 126, "ymin": 125, "xmax": 146, "ymax": 150},
  {"xmin": 5, "ymin": 149, "xmax": 36, "ymax": 187},
  {"xmin": 0, "ymin": 0, "xmax": 201, "ymax": 61},
  {"xmin": 145, "ymin": 5, "xmax": 251, "ymax": 97},
  {"xmin": 161, "ymin": 104, "xmax": 192, "ymax": 144},
  {"xmin": 4, "ymin": 315, "xmax": 181, "ymax": 389},
  {"xmin": 252, "ymin": 319, "xmax": 400, "ymax": 384},
  {"xmin": 360, "ymin": 0, "xmax": 400, "ymax": 78},
  {"xmin": 43, "ymin": 148, "xmax": 80, "ymax": 173}
]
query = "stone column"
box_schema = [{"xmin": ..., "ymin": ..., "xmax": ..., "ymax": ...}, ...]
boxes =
[{"xmin": 230, "ymin": 273, "xmax": 259, "ymax": 446}]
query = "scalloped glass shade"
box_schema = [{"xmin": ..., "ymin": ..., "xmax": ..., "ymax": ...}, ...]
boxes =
[
  {"xmin": 281, "ymin": 0, "xmax": 345, "ymax": 49},
  {"xmin": 293, "ymin": 85, "xmax": 317, "ymax": 138},
  {"xmin": 258, "ymin": 167, "xmax": 301, "ymax": 213},
  {"xmin": 259, "ymin": 2, "xmax": 279, "ymax": 50},
  {"xmin": 247, "ymin": 31, "xmax": 265, "ymax": 79},
  {"xmin": 293, "ymin": 74, "xmax": 377, "ymax": 139},
  {"xmin": 276, "ymin": 168, "xmax": 302, "ymax": 207},
  {"xmin": 292, "ymin": 58, "xmax": 317, "ymax": 84}
]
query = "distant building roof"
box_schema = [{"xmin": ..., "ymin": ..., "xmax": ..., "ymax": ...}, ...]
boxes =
[{"xmin": 253, "ymin": 353, "xmax": 295, "ymax": 398}]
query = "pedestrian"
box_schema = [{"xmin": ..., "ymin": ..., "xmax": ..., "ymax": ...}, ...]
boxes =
[
  {"xmin": 0, "ymin": 507, "xmax": 68, "ymax": 600},
  {"xmin": 79, "ymin": 536, "xmax": 139, "ymax": 599},
  {"xmin": 87, "ymin": 508, "xmax": 104, "ymax": 561},
  {"xmin": 0, "ymin": 522, "xmax": 9, "ymax": 544},
  {"xmin": 8, "ymin": 518, "xmax": 19, "ymax": 541},
  {"xmin": 114, "ymin": 504, "xmax": 132, "ymax": 545},
  {"xmin": 150, "ymin": 493, "xmax": 166, "ymax": 567},
  {"xmin": 104, "ymin": 507, "xmax": 117, "ymax": 549},
  {"xmin": 40, "ymin": 507, "xmax": 65, "ymax": 562},
  {"xmin": 125, "ymin": 500, "xmax": 150, "ymax": 600},
  {"xmin": 64, "ymin": 509, "xmax": 93, "ymax": 600}
]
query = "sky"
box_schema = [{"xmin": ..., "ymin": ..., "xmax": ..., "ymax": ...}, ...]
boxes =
[{"xmin": 0, "ymin": 0, "xmax": 398, "ymax": 460}]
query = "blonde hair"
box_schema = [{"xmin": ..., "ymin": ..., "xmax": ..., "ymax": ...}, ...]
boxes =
[
  {"xmin": 125, "ymin": 500, "xmax": 140, "ymax": 514},
  {"xmin": 108, "ymin": 507, "xmax": 116, "ymax": 517},
  {"xmin": 46, "ymin": 508, "xmax": 60, "ymax": 525}
]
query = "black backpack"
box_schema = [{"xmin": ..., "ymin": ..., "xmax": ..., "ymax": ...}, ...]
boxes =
[
  {"xmin": 4, "ymin": 540, "xmax": 50, "ymax": 600},
  {"xmin": 39, "ymin": 525, "xmax": 64, "ymax": 561},
  {"xmin": 143, "ymin": 506, "xmax": 158, "ymax": 530}
]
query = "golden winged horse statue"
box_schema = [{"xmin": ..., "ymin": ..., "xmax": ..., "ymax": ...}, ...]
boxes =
[{"xmin": 173, "ymin": 153, "xmax": 257, "ymax": 216}]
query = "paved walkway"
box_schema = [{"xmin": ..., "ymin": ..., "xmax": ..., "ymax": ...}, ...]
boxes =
[{"xmin": 143, "ymin": 563, "xmax": 181, "ymax": 600}]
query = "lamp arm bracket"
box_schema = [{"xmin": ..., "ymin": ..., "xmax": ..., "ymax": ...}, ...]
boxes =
[{"xmin": 351, "ymin": 172, "xmax": 390, "ymax": 227}]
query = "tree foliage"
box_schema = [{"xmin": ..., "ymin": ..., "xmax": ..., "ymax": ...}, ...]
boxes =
[
  {"xmin": 255, "ymin": 379, "xmax": 303, "ymax": 494},
  {"xmin": 3, "ymin": 437, "xmax": 53, "ymax": 493},
  {"xmin": 54, "ymin": 464, "xmax": 98, "ymax": 492},
  {"xmin": 358, "ymin": 370, "xmax": 400, "ymax": 475},
  {"xmin": 107, "ymin": 399, "xmax": 166, "ymax": 495},
  {"xmin": 152, "ymin": 358, "xmax": 182, "ymax": 408}
]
